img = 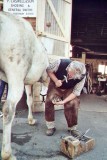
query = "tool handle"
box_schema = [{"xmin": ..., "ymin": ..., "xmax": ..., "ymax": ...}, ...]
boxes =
[{"xmin": 61, "ymin": 79, "xmax": 65, "ymax": 82}]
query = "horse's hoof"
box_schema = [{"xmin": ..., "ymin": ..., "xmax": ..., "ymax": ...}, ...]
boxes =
[
  {"xmin": 9, "ymin": 155, "xmax": 17, "ymax": 160},
  {"xmin": 28, "ymin": 118, "xmax": 37, "ymax": 125},
  {"xmin": 1, "ymin": 150, "xmax": 16, "ymax": 160}
]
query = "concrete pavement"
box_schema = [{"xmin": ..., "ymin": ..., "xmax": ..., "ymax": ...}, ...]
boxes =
[{"xmin": 0, "ymin": 94, "xmax": 107, "ymax": 160}]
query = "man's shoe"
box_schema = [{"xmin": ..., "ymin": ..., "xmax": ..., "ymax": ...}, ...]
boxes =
[
  {"xmin": 46, "ymin": 128, "xmax": 56, "ymax": 136},
  {"xmin": 68, "ymin": 129, "xmax": 81, "ymax": 137}
]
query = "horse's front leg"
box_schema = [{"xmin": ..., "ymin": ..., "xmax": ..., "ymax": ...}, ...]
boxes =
[
  {"xmin": 25, "ymin": 85, "xmax": 37, "ymax": 125},
  {"xmin": 1, "ymin": 101, "xmax": 16, "ymax": 160},
  {"xmin": 1, "ymin": 81, "xmax": 24, "ymax": 160}
]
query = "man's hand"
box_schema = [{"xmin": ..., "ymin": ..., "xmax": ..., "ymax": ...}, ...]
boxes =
[
  {"xmin": 55, "ymin": 80, "xmax": 62, "ymax": 87},
  {"xmin": 52, "ymin": 93, "xmax": 77, "ymax": 105},
  {"xmin": 52, "ymin": 100, "xmax": 64, "ymax": 105}
]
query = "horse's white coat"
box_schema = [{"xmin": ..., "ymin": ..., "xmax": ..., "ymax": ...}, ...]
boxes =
[{"xmin": 0, "ymin": 12, "xmax": 49, "ymax": 160}]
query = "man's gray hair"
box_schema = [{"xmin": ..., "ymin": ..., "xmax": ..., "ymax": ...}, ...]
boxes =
[{"xmin": 67, "ymin": 61, "xmax": 86, "ymax": 79}]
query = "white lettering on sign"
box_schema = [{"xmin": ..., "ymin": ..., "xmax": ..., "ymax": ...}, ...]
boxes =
[{"xmin": 3, "ymin": 0, "xmax": 37, "ymax": 17}]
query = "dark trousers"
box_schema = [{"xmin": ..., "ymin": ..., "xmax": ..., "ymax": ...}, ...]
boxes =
[
  {"xmin": 45, "ymin": 80, "xmax": 80, "ymax": 128},
  {"xmin": 0, "ymin": 80, "xmax": 8, "ymax": 101}
]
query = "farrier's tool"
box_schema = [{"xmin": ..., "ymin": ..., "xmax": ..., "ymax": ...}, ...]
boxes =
[
  {"xmin": 76, "ymin": 128, "xmax": 90, "ymax": 140},
  {"xmin": 61, "ymin": 75, "xmax": 68, "ymax": 83}
]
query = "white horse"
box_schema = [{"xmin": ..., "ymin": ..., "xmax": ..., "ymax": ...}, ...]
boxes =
[{"xmin": 0, "ymin": 11, "xmax": 49, "ymax": 160}]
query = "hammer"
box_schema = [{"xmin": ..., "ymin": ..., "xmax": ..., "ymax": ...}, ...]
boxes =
[{"xmin": 61, "ymin": 75, "xmax": 68, "ymax": 83}]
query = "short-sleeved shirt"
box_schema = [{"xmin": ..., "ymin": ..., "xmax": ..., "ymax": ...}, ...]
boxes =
[{"xmin": 47, "ymin": 59, "xmax": 86, "ymax": 96}]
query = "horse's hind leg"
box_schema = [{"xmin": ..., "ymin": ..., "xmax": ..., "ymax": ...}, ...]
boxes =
[
  {"xmin": 25, "ymin": 85, "xmax": 37, "ymax": 125},
  {"xmin": 1, "ymin": 80, "xmax": 24, "ymax": 160}
]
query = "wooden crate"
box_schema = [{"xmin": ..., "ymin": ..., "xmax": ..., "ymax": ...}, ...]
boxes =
[{"xmin": 60, "ymin": 135, "xmax": 95, "ymax": 158}]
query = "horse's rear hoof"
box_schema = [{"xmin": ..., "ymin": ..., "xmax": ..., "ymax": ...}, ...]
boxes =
[{"xmin": 28, "ymin": 118, "xmax": 37, "ymax": 125}]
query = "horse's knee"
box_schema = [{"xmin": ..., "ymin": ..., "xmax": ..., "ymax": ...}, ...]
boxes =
[{"xmin": 3, "ymin": 101, "xmax": 15, "ymax": 124}]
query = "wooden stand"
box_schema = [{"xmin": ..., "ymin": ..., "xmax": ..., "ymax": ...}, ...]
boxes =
[{"xmin": 60, "ymin": 135, "xmax": 95, "ymax": 158}]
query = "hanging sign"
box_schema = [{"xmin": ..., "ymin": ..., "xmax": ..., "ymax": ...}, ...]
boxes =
[{"xmin": 3, "ymin": 0, "xmax": 37, "ymax": 17}]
